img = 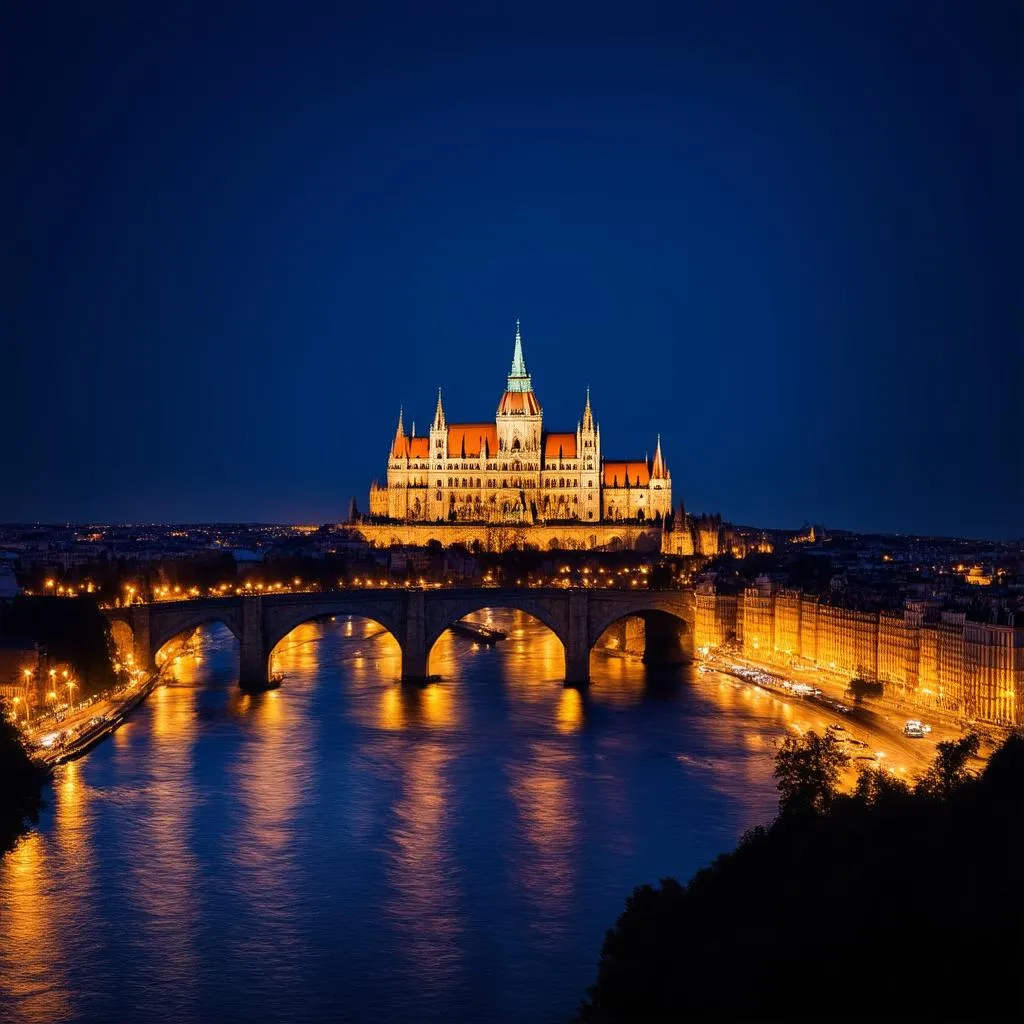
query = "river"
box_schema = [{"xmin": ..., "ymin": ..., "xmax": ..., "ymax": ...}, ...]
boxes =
[{"xmin": 0, "ymin": 609, "xmax": 835, "ymax": 1023}]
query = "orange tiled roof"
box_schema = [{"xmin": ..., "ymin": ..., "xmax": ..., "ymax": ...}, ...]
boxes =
[
  {"xmin": 543, "ymin": 432, "xmax": 577, "ymax": 459},
  {"xmin": 448, "ymin": 423, "xmax": 498, "ymax": 458},
  {"xmin": 603, "ymin": 460, "xmax": 650, "ymax": 487},
  {"xmin": 497, "ymin": 390, "xmax": 541, "ymax": 416},
  {"xmin": 391, "ymin": 435, "xmax": 430, "ymax": 459}
]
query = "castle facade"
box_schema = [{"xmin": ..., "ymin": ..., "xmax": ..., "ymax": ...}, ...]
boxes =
[{"xmin": 369, "ymin": 323, "xmax": 671, "ymax": 526}]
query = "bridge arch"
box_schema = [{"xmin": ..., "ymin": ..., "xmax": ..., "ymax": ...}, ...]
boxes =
[
  {"xmin": 264, "ymin": 608, "xmax": 404, "ymax": 682},
  {"xmin": 423, "ymin": 595, "xmax": 570, "ymax": 680},
  {"xmin": 151, "ymin": 609, "xmax": 241, "ymax": 654},
  {"xmin": 151, "ymin": 611, "xmax": 242, "ymax": 667},
  {"xmin": 587, "ymin": 594, "xmax": 694, "ymax": 670}
]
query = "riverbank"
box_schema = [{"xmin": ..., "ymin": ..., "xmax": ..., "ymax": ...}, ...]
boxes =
[
  {"xmin": 700, "ymin": 648, "xmax": 1009, "ymax": 770},
  {"xmin": 713, "ymin": 647, "xmax": 1008, "ymax": 736},
  {"xmin": 31, "ymin": 673, "xmax": 162, "ymax": 773}
]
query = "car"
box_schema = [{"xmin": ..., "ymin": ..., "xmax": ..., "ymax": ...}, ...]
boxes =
[{"xmin": 904, "ymin": 719, "xmax": 927, "ymax": 738}]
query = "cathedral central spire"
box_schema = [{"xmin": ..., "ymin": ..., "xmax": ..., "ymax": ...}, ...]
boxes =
[{"xmin": 506, "ymin": 319, "xmax": 532, "ymax": 393}]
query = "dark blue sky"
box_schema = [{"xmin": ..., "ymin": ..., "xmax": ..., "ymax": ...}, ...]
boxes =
[{"xmin": 6, "ymin": 1, "xmax": 1021, "ymax": 537}]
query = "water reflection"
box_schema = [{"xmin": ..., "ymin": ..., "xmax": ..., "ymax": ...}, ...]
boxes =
[
  {"xmin": 229, "ymin": 684, "xmax": 308, "ymax": 982},
  {"xmin": 378, "ymin": 683, "xmax": 457, "ymax": 730},
  {"xmin": 383, "ymin": 740, "xmax": 463, "ymax": 997},
  {"xmin": 506, "ymin": 742, "xmax": 579, "ymax": 947},
  {"xmin": 125, "ymin": 647, "xmax": 201, "ymax": 1020},
  {"xmin": 0, "ymin": 832, "xmax": 71, "ymax": 1023}
]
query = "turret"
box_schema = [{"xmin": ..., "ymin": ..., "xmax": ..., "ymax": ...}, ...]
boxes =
[
  {"xmin": 581, "ymin": 386, "xmax": 595, "ymax": 433},
  {"xmin": 432, "ymin": 388, "xmax": 446, "ymax": 431},
  {"xmin": 392, "ymin": 407, "xmax": 407, "ymax": 458},
  {"xmin": 651, "ymin": 433, "xmax": 669, "ymax": 480},
  {"xmin": 429, "ymin": 388, "xmax": 447, "ymax": 459}
]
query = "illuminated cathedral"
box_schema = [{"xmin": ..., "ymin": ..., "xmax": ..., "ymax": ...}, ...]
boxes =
[{"xmin": 369, "ymin": 322, "xmax": 671, "ymax": 525}]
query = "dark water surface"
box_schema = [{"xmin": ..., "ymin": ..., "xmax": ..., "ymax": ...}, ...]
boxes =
[{"xmin": 0, "ymin": 611, "xmax": 807, "ymax": 1023}]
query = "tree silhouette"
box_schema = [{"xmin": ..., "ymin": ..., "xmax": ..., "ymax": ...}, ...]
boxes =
[
  {"xmin": 916, "ymin": 733, "xmax": 981, "ymax": 799},
  {"xmin": 773, "ymin": 728, "xmax": 850, "ymax": 815},
  {"xmin": 0, "ymin": 699, "xmax": 46, "ymax": 855},
  {"xmin": 576, "ymin": 733, "xmax": 1023, "ymax": 1023}
]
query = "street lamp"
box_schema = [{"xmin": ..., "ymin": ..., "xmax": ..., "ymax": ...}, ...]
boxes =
[
  {"xmin": 11, "ymin": 695, "xmax": 22, "ymax": 724},
  {"xmin": 66, "ymin": 679, "xmax": 77, "ymax": 708}
]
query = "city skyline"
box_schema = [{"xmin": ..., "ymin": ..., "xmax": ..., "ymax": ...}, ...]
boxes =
[{"xmin": 6, "ymin": 3, "xmax": 1020, "ymax": 537}]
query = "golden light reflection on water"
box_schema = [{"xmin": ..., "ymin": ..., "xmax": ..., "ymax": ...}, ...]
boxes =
[
  {"xmin": 228, "ymin": 666, "xmax": 310, "ymax": 971},
  {"xmin": 384, "ymin": 740, "xmax": 463, "ymax": 987},
  {"xmin": 53, "ymin": 759, "xmax": 90, "ymax": 876},
  {"xmin": 0, "ymin": 832, "xmax": 71, "ymax": 1023},
  {"xmin": 376, "ymin": 681, "xmax": 457, "ymax": 730},
  {"xmin": 555, "ymin": 687, "xmax": 584, "ymax": 734},
  {"xmin": 506, "ymin": 742, "xmax": 580, "ymax": 946},
  {"xmin": 588, "ymin": 651, "xmax": 646, "ymax": 705},
  {"xmin": 129, "ymin": 636, "xmax": 202, "ymax": 1016}
]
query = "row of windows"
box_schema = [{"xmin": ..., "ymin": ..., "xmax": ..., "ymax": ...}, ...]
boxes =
[
  {"xmin": 394, "ymin": 459, "xmax": 600, "ymax": 473},
  {"xmin": 434, "ymin": 477, "xmax": 601, "ymax": 490}
]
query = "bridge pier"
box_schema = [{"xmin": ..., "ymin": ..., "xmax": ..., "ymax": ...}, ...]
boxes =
[
  {"xmin": 564, "ymin": 650, "xmax": 590, "ymax": 688},
  {"xmin": 564, "ymin": 592, "xmax": 590, "ymax": 687},
  {"xmin": 401, "ymin": 591, "xmax": 431, "ymax": 682},
  {"xmin": 129, "ymin": 604, "xmax": 156, "ymax": 673},
  {"xmin": 239, "ymin": 596, "xmax": 272, "ymax": 692}
]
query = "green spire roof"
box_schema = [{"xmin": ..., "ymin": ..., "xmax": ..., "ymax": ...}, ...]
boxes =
[{"xmin": 507, "ymin": 319, "xmax": 532, "ymax": 392}]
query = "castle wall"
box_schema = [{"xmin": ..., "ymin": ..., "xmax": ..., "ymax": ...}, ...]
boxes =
[{"xmin": 354, "ymin": 522, "xmax": 664, "ymax": 553}]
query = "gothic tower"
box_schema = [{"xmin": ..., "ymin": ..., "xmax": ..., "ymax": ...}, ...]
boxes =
[
  {"xmin": 427, "ymin": 388, "xmax": 447, "ymax": 520},
  {"xmin": 495, "ymin": 320, "xmax": 543, "ymax": 455},
  {"xmin": 577, "ymin": 387, "xmax": 601, "ymax": 522},
  {"xmin": 649, "ymin": 433, "xmax": 672, "ymax": 520},
  {"xmin": 495, "ymin": 320, "xmax": 543, "ymax": 521}
]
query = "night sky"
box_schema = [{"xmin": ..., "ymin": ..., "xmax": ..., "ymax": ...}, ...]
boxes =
[{"xmin": 6, "ymin": 2, "xmax": 1021, "ymax": 538}]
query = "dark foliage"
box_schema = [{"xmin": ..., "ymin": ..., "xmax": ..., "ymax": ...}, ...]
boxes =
[
  {"xmin": 847, "ymin": 676, "xmax": 884, "ymax": 702},
  {"xmin": 0, "ymin": 596, "xmax": 119, "ymax": 697},
  {"xmin": 773, "ymin": 728, "xmax": 849, "ymax": 815},
  {"xmin": 577, "ymin": 733, "xmax": 1024, "ymax": 1023},
  {"xmin": 0, "ymin": 699, "xmax": 47, "ymax": 855},
  {"xmin": 786, "ymin": 553, "xmax": 836, "ymax": 593}
]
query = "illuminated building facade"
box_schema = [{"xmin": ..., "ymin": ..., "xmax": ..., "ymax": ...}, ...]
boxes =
[
  {"xmin": 697, "ymin": 585, "xmax": 1023, "ymax": 728},
  {"xmin": 369, "ymin": 322, "xmax": 671, "ymax": 528}
]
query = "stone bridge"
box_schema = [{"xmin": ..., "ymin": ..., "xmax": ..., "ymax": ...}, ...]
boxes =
[{"xmin": 104, "ymin": 587, "xmax": 695, "ymax": 690}]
